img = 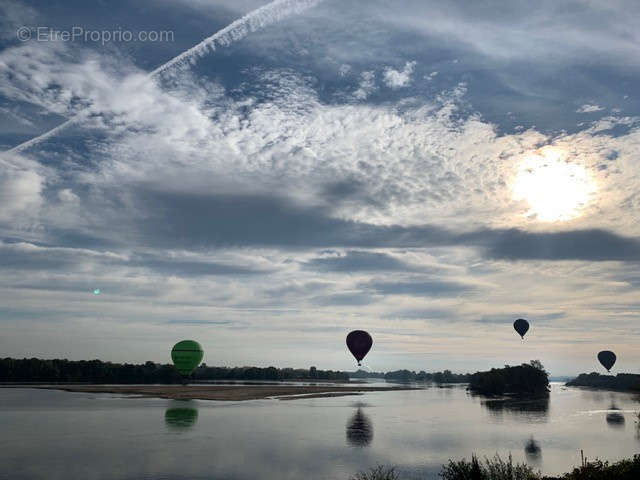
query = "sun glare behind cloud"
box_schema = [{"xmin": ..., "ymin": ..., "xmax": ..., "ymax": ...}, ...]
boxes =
[{"xmin": 512, "ymin": 147, "xmax": 596, "ymax": 222}]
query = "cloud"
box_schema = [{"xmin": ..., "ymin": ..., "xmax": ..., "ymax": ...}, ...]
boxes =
[
  {"xmin": 1, "ymin": 0, "xmax": 640, "ymax": 373},
  {"xmin": 383, "ymin": 60, "xmax": 416, "ymax": 89},
  {"xmin": 0, "ymin": 0, "xmax": 38, "ymax": 40},
  {"xmin": 311, "ymin": 292, "xmax": 376, "ymax": 306},
  {"xmin": 0, "ymin": 241, "xmax": 272, "ymax": 277},
  {"xmin": 304, "ymin": 250, "xmax": 417, "ymax": 272},
  {"xmin": 478, "ymin": 312, "xmax": 566, "ymax": 324},
  {"xmin": 577, "ymin": 104, "xmax": 605, "ymax": 113},
  {"xmin": 362, "ymin": 278, "xmax": 473, "ymax": 297},
  {"xmin": 353, "ymin": 71, "xmax": 376, "ymax": 100},
  {"xmin": 466, "ymin": 228, "xmax": 640, "ymax": 262},
  {"xmin": 0, "ymin": 155, "xmax": 44, "ymax": 223}
]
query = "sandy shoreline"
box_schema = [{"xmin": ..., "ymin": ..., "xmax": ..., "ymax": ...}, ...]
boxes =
[{"xmin": 22, "ymin": 384, "xmax": 418, "ymax": 401}]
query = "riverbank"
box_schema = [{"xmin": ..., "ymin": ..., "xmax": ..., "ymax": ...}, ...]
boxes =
[{"xmin": 18, "ymin": 384, "xmax": 418, "ymax": 401}]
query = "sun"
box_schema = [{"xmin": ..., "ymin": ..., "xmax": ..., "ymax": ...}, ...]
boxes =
[{"xmin": 512, "ymin": 147, "xmax": 596, "ymax": 222}]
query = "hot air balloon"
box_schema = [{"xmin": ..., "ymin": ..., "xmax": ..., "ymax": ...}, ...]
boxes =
[
  {"xmin": 171, "ymin": 340, "xmax": 204, "ymax": 378},
  {"xmin": 346, "ymin": 330, "xmax": 372, "ymax": 366},
  {"xmin": 597, "ymin": 350, "xmax": 616, "ymax": 372},
  {"xmin": 513, "ymin": 318, "xmax": 529, "ymax": 339}
]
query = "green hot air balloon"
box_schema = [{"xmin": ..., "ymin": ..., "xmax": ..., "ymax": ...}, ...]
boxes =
[{"xmin": 171, "ymin": 340, "xmax": 204, "ymax": 377}]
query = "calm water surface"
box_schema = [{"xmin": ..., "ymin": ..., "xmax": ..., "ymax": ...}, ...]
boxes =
[{"xmin": 1, "ymin": 383, "xmax": 639, "ymax": 479}]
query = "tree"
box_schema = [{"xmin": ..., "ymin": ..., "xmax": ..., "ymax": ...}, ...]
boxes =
[{"xmin": 529, "ymin": 360, "xmax": 545, "ymax": 373}]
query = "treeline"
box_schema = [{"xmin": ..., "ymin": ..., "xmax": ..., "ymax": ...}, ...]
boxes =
[
  {"xmin": 468, "ymin": 360, "xmax": 549, "ymax": 396},
  {"xmin": 384, "ymin": 369, "xmax": 471, "ymax": 383},
  {"xmin": 0, "ymin": 358, "xmax": 348, "ymax": 383},
  {"xmin": 566, "ymin": 372, "xmax": 640, "ymax": 392},
  {"xmin": 0, "ymin": 358, "xmax": 183, "ymax": 383},
  {"xmin": 193, "ymin": 365, "xmax": 348, "ymax": 381},
  {"xmin": 1, "ymin": 357, "xmax": 477, "ymax": 384},
  {"xmin": 349, "ymin": 369, "xmax": 386, "ymax": 378}
]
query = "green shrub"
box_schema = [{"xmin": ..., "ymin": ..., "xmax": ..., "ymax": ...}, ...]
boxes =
[
  {"xmin": 556, "ymin": 455, "xmax": 640, "ymax": 480},
  {"xmin": 350, "ymin": 465, "xmax": 399, "ymax": 480},
  {"xmin": 440, "ymin": 454, "xmax": 541, "ymax": 480}
]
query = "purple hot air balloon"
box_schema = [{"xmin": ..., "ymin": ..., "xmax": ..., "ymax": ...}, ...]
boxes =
[
  {"xmin": 513, "ymin": 318, "xmax": 530, "ymax": 339},
  {"xmin": 346, "ymin": 330, "xmax": 373, "ymax": 366},
  {"xmin": 598, "ymin": 350, "xmax": 616, "ymax": 372}
]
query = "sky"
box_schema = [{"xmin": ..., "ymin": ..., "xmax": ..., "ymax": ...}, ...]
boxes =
[{"xmin": 1, "ymin": 0, "xmax": 639, "ymax": 376}]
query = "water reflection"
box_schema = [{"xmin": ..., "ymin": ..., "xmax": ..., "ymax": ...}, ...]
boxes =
[
  {"xmin": 5, "ymin": 385, "xmax": 640, "ymax": 480},
  {"xmin": 165, "ymin": 402, "xmax": 198, "ymax": 431},
  {"xmin": 346, "ymin": 408, "xmax": 373, "ymax": 447},
  {"xmin": 524, "ymin": 437, "xmax": 542, "ymax": 462},
  {"xmin": 605, "ymin": 404, "xmax": 625, "ymax": 429},
  {"xmin": 481, "ymin": 396, "xmax": 549, "ymax": 422}
]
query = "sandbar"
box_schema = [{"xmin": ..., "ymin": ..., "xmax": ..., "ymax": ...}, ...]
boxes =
[{"xmin": 27, "ymin": 384, "xmax": 418, "ymax": 401}]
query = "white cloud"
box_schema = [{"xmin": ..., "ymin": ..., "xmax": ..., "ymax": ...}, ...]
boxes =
[
  {"xmin": 353, "ymin": 70, "xmax": 376, "ymax": 100},
  {"xmin": 383, "ymin": 60, "xmax": 416, "ymax": 89},
  {"xmin": 577, "ymin": 104, "xmax": 605, "ymax": 113},
  {"xmin": 0, "ymin": 0, "xmax": 38, "ymax": 40},
  {"xmin": 0, "ymin": 155, "xmax": 44, "ymax": 224},
  {"xmin": 338, "ymin": 63, "xmax": 351, "ymax": 77}
]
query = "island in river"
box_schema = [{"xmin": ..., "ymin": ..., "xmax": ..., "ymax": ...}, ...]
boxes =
[{"xmin": 566, "ymin": 372, "xmax": 640, "ymax": 392}]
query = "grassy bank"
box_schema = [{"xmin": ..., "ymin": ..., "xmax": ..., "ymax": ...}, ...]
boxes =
[{"xmin": 352, "ymin": 454, "xmax": 640, "ymax": 480}]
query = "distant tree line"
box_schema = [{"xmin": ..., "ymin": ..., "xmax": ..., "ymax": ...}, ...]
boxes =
[
  {"xmin": 1, "ymin": 357, "xmax": 477, "ymax": 384},
  {"xmin": 349, "ymin": 369, "xmax": 386, "ymax": 379},
  {"xmin": 468, "ymin": 360, "xmax": 549, "ymax": 397},
  {"xmin": 192, "ymin": 364, "xmax": 349, "ymax": 382},
  {"xmin": 384, "ymin": 369, "xmax": 471, "ymax": 383},
  {"xmin": 0, "ymin": 358, "xmax": 348, "ymax": 383},
  {"xmin": 566, "ymin": 372, "xmax": 640, "ymax": 392},
  {"xmin": 0, "ymin": 358, "xmax": 183, "ymax": 383}
]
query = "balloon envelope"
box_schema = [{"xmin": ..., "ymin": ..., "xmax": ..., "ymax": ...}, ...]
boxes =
[
  {"xmin": 171, "ymin": 340, "xmax": 204, "ymax": 376},
  {"xmin": 597, "ymin": 350, "xmax": 616, "ymax": 372},
  {"xmin": 513, "ymin": 318, "xmax": 530, "ymax": 339},
  {"xmin": 346, "ymin": 330, "xmax": 372, "ymax": 366}
]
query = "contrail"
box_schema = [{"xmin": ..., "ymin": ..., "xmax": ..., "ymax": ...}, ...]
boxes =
[
  {"xmin": 5, "ymin": 0, "xmax": 322, "ymax": 154},
  {"xmin": 150, "ymin": 0, "xmax": 321, "ymax": 77}
]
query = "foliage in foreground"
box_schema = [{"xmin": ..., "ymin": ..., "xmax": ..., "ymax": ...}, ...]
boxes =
[
  {"xmin": 440, "ymin": 454, "xmax": 539, "ymax": 480},
  {"xmin": 556, "ymin": 455, "xmax": 640, "ymax": 480},
  {"xmin": 351, "ymin": 454, "xmax": 640, "ymax": 480},
  {"xmin": 350, "ymin": 465, "xmax": 399, "ymax": 480}
]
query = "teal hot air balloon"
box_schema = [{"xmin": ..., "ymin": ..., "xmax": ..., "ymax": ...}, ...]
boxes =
[{"xmin": 171, "ymin": 340, "xmax": 204, "ymax": 377}]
